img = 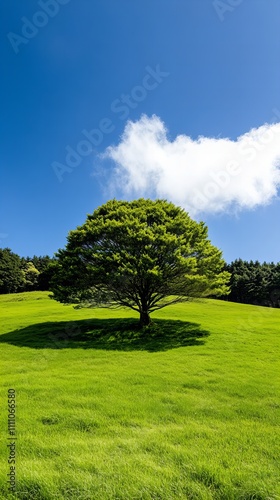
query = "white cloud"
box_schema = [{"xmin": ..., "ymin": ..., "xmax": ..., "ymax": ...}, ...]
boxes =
[{"xmin": 102, "ymin": 114, "xmax": 280, "ymax": 216}]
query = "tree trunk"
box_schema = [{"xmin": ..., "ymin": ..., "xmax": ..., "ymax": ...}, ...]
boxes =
[{"xmin": 139, "ymin": 310, "xmax": 151, "ymax": 327}]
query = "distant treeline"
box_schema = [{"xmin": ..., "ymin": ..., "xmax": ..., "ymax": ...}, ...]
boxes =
[
  {"xmin": 1, "ymin": 248, "xmax": 280, "ymax": 308},
  {"xmin": 220, "ymin": 259, "xmax": 280, "ymax": 308},
  {"xmin": 0, "ymin": 248, "xmax": 56, "ymax": 294}
]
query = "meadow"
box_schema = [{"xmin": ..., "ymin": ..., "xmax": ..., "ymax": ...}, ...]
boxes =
[{"xmin": 0, "ymin": 291, "xmax": 279, "ymax": 499}]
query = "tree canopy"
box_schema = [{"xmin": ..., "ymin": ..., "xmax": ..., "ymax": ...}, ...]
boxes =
[
  {"xmin": 50, "ymin": 199, "xmax": 230, "ymax": 326},
  {"xmin": 221, "ymin": 259, "xmax": 280, "ymax": 307},
  {"xmin": 0, "ymin": 248, "xmax": 25, "ymax": 294},
  {"xmin": 0, "ymin": 250, "xmax": 55, "ymax": 294}
]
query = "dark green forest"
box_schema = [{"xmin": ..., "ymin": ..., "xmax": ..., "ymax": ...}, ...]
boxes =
[
  {"xmin": 221, "ymin": 259, "xmax": 280, "ymax": 308},
  {"xmin": 1, "ymin": 248, "xmax": 279, "ymax": 308},
  {"xmin": 0, "ymin": 248, "xmax": 56, "ymax": 294}
]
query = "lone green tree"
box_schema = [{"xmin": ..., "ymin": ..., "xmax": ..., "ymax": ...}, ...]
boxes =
[{"xmin": 50, "ymin": 199, "xmax": 230, "ymax": 327}]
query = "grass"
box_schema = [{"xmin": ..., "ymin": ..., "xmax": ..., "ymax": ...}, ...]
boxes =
[{"xmin": 0, "ymin": 291, "xmax": 279, "ymax": 499}]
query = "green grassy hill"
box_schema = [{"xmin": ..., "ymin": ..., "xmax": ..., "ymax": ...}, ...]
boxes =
[{"xmin": 0, "ymin": 291, "xmax": 279, "ymax": 499}]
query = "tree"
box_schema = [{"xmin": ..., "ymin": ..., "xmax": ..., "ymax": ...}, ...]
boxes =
[
  {"xmin": 0, "ymin": 248, "xmax": 25, "ymax": 294},
  {"xmin": 37, "ymin": 260, "xmax": 58, "ymax": 291},
  {"xmin": 21, "ymin": 255, "xmax": 56, "ymax": 291},
  {"xmin": 27, "ymin": 255, "xmax": 53, "ymax": 273},
  {"xmin": 50, "ymin": 199, "xmax": 230, "ymax": 327},
  {"xmin": 222, "ymin": 259, "xmax": 280, "ymax": 308},
  {"xmin": 268, "ymin": 263, "xmax": 280, "ymax": 307},
  {"xmin": 22, "ymin": 261, "xmax": 40, "ymax": 291}
]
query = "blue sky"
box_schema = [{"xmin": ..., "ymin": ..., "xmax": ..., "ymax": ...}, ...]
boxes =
[{"xmin": 1, "ymin": 0, "xmax": 280, "ymax": 263}]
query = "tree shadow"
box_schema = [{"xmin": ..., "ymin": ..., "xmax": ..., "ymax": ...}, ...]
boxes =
[{"xmin": 0, "ymin": 318, "xmax": 210, "ymax": 352}]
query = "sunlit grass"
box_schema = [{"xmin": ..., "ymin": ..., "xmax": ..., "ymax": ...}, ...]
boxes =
[{"xmin": 0, "ymin": 291, "xmax": 279, "ymax": 499}]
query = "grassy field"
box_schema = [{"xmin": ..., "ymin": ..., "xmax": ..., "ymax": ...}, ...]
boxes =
[{"xmin": 0, "ymin": 291, "xmax": 279, "ymax": 499}]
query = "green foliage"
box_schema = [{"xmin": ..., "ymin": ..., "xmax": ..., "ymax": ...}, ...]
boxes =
[
  {"xmin": 50, "ymin": 199, "xmax": 230, "ymax": 325},
  {"xmin": 37, "ymin": 260, "xmax": 58, "ymax": 291},
  {"xmin": 0, "ymin": 248, "xmax": 25, "ymax": 293},
  {"xmin": 22, "ymin": 256, "xmax": 57, "ymax": 292},
  {"xmin": 0, "ymin": 251, "xmax": 56, "ymax": 294},
  {"xmin": 223, "ymin": 259, "xmax": 280, "ymax": 307},
  {"xmin": 22, "ymin": 261, "xmax": 40, "ymax": 291},
  {"xmin": 26, "ymin": 255, "xmax": 53, "ymax": 273}
]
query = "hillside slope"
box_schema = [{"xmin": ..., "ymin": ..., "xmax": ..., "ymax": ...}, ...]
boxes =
[{"xmin": 0, "ymin": 292, "xmax": 279, "ymax": 499}]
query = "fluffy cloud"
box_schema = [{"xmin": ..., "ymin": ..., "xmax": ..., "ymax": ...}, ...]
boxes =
[{"xmin": 102, "ymin": 114, "xmax": 280, "ymax": 216}]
